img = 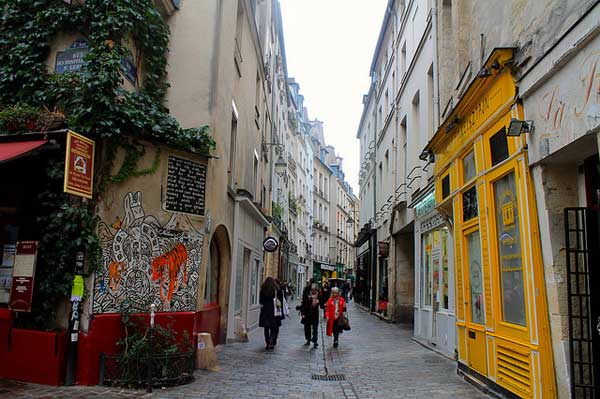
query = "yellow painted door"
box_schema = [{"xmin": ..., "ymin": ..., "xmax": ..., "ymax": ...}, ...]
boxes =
[{"xmin": 464, "ymin": 228, "xmax": 488, "ymax": 375}]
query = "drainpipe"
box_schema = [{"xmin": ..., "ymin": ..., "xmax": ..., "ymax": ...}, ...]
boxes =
[{"xmin": 432, "ymin": 0, "xmax": 440, "ymax": 129}]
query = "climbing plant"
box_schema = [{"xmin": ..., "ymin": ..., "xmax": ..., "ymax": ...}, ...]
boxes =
[{"xmin": 0, "ymin": 0, "xmax": 215, "ymax": 329}]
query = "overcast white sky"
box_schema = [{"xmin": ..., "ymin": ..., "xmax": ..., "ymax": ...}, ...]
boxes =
[{"xmin": 279, "ymin": 0, "xmax": 388, "ymax": 193}]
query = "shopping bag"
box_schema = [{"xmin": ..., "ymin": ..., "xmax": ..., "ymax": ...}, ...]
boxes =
[
  {"xmin": 283, "ymin": 296, "xmax": 290, "ymax": 318},
  {"xmin": 274, "ymin": 297, "xmax": 283, "ymax": 317}
]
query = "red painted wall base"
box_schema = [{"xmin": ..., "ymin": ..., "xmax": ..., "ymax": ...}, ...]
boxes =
[
  {"xmin": 0, "ymin": 305, "xmax": 221, "ymax": 386},
  {"xmin": 0, "ymin": 310, "xmax": 68, "ymax": 386}
]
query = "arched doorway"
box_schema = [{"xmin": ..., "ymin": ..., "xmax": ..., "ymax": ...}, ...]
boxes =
[{"xmin": 205, "ymin": 225, "xmax": 231, "ymax": 344}]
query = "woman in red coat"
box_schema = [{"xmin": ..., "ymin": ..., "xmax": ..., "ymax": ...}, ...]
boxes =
[{"xmin": 325, "ymin": 287, "xmax": 346, "ymax": 348}]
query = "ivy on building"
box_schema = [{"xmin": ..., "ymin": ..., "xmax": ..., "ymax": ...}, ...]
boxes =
[{"xmin": 0, "ymin": 0, "xmax": 215, "ymax": 329}]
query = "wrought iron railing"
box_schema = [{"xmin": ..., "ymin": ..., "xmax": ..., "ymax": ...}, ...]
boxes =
[{"xmin": 99, "ymin": 350, "xmax": 194, "ymax": 388}]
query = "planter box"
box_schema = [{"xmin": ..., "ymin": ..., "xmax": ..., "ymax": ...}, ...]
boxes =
[{"xmin": 0, "ymin": 327, "xmax": 67, "ymax": 386}]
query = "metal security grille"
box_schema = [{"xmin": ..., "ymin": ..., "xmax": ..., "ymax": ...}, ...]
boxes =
[
  {"xmin": 311, "ymin": 374, "xmax": 346, "ymax": 381},
  {"xmin": 565, "ymin": 208, "xmax": 597, "ymax": 398}
]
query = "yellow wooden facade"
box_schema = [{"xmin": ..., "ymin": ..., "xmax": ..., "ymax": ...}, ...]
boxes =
[{"xmin": 426, "ymin": 49, "xmax": 556, "ymax": 399}]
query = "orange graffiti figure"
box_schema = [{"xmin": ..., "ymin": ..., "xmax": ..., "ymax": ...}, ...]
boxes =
[
  {"xmin": 108, "ymin": 261, "xmax": 125, "ymax": 290},
  {"xmin": 151, "ymin": 243, "xmax": 188, "ymax": 301}
]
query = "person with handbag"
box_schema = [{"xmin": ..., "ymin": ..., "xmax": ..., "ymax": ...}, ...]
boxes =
[
  {"xmin": 299, "ymin": 283, "xmax": 321, "ymax": 348},
  {"xmin": 259, "ymin": 277, "xmax": 285, "ymax": 351},
  {"xmin": 325, "ymin": 287, "xmax": 348, "ymax": 348}
]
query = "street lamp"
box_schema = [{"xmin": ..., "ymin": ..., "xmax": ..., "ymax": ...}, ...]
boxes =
[
  {"xmin": 263, "ymin": 141, "xmax": 287, "ymax": 177},
  {"xmin": 275, "ymin": 154, "xmax": 287, "ymax": 177}
]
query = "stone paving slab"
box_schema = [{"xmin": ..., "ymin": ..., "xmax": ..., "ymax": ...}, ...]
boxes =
[{"xmin": 0, "ymin": 302, "xmax": 492, "ymax": 399}]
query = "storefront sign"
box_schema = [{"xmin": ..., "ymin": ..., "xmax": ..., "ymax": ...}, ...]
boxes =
[
  {"xmin": 8, "ymin": 241, "xmax": 38, "ymax": 312},
  {"xmin": 263, "ymin": 236, "xmax": 279, "ymax": 253},
  {"xmin": 420, "ymin": 214, "xmax": 445, "ymax": 232},
  {"xmin": 55, "ymin": 40, "xmax": 89, "ymax": 74},
  {"xmin": 320, "ymin": 263, "xmax": 335, "ymax": 271},
  {"xmin": 415, "ymin": 192, "xmax": 435, "ymax": 218},
  {"xmin": 64, "ymin": 131, "xmax": 95, "ymax": 199},
  {"xmin": 165, "ymin": 156, "xmax": 207, "ymax": 216}
]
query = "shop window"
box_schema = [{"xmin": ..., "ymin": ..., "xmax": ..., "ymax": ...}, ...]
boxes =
[
  {"xmin": 422, "ymin": 232, "xmax": 433, "ymax": 306},
  {"xmin": 490, "ymin": 127, "xmax": 509, "ymax": 166},
  {"xmin": 494, "ymin": 172, "xmax": 526, "ymax": 326},
  {"xmin": 462, "ymin": 186, "xmax": 478, "ymax": 221},
  {"xmin": 467, "ymin": 230, "xmax": 484, "ymax": 325},
  {"xmin": 251, "ymin": 259, "xmax": 260, "ymax": 305},
  {"xmin": 441, "ymin": 227, "xmax": 449, "ymax": 310},
  {"xmin": 463, "ymin": 150, "xmax": 476, "ymax": 183},
  {"xmin": 441, "ymin": 174, "xmax": 450, "ymax": 199}
]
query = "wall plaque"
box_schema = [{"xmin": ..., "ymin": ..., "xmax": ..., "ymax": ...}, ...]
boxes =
[
  {"xmin": 165, "ymin": 155, "xmax": 207, "ymax": 216},
  {"xmin": 55, "ymin": 39, "xmax": 89, "ymax": 74}
]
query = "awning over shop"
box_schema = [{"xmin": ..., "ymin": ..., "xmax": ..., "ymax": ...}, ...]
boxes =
[{"xmin": 0, "ymin": 140, "xmax": 47, "ymax": 163}]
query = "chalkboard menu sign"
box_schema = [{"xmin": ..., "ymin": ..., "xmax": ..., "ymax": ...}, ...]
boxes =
[{"xmin": 166, "ymin": 156, "xmax": 207, "ymax": 216}]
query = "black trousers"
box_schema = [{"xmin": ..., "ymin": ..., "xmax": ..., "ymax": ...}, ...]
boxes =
[
  {"xmin": 304, "ymin": 319, "xmax": 319, "ymax": 343},
  {"xmin": 333, "ymin": 322, "xmax": 341, "ymax": 342},
  {"xmin": 264, "ymin": 325, "xmax": 279, "ymax": 345}
]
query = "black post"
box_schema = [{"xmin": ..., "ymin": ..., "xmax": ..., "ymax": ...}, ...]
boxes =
[
  {"xmin": 65, "ymin": 251, "xmax": 85, "ymax": 386},
  {"xmin": 146, "ymin": 304, "xmax": 156, "ymax": 393}
]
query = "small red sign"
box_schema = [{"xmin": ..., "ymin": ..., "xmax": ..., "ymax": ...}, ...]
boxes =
[
  {"xmin": 64, "ymin": 130, "xmax": 95, "ymax": 199},
  {"xmin": 9, "ymin": 276, "xmax": 33, "ymax": 312}
]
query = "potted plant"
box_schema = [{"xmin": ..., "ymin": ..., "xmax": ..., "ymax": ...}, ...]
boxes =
[{"xmin": 0, "ymin": 104, "xmax": 42, "ymax": 133}]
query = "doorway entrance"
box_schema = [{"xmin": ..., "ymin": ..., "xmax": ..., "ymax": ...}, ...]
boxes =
[{"xmin": 565, "ymin": 155, "xmax": 600, "ymax": 398}]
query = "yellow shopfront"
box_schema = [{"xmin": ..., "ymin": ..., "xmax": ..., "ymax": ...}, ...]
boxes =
[{"xmin": 426, "ymin": 49, "xmax": 556, "ymax": 399}]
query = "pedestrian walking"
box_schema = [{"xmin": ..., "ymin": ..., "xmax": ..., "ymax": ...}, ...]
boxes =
[
  {"xmin": 320, "ymin": 281, "xmax": 330, "ymax": 318},
  {"xmin": 299, "ymin": 283, "xmax": 321, "ymax": 348},
  {"xmin": 259, "ymin": 277, "xmax": 285, "ymax": 351},
  {"xmin": 325, "ymin": 287, "xmax": 347, "ymax": 348}
]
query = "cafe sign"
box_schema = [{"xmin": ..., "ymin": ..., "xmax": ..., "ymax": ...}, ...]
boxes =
[
  {"xmin": 64, "ymin": 130, "xmax": 95, "ymax": 199},
  {"xmin": 9, "ymin": 241, "xmax": 38, "ymax": 313}
]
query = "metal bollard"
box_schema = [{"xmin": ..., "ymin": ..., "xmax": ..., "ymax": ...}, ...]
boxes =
[{"xmin": 146, "ymin": 304, "xmax": 156, "ymax": 393}]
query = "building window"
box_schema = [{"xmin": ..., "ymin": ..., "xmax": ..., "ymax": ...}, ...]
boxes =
[
  {"xmin": 494, "ymin": 172, "xmax": 526, "ymax": 326},
  {"xmin": 441, "ymin": 174, "xmax": 450, "ymax": 199},
  {"xmin": 490, "ymin": 127, "xmax": 509, "ymax": 166},
  {"xmin": 462, "ymin": 186, "xmax": 478, "ymax": 221},
  {"xmin": 467, "ymin": 230, "xmax": 484, "ymax": 325},
  {"xmin": 463, "ymin": 150, "xmax": 476, "ymax": 183},
  {"xmin": 253, "ymin": 152, "xmax": 259, "ymax": 198}
]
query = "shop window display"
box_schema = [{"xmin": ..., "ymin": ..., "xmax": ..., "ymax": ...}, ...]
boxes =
[
  {"xmin": 493, "ymin": 172, "xmax": 526, "ymax": 326},
  {"xmin": 441, "ymin": 228, "xmax": 449, "ymax": 310},
  {"xmin": 467, "ymin": 230, "xmax": 484, "ymax": 325},
  {"xmin": 422, "ymin": 233, "xmax": 432, "ymax": 306}
]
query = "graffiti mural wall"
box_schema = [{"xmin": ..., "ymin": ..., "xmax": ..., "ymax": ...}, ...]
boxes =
[{"xmin": 93, "ymin": 191, "xmax": 203, "ymax": 313}]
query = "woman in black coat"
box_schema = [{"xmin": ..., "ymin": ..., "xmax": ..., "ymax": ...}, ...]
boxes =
[{"xmin": 259, "ymin": 277, "xmax": 285, "ymax": 350}]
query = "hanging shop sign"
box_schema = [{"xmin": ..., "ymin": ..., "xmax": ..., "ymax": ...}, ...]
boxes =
[
  {"xmin": 64, "ymin": 130, "xmax": 95, "ymax": 199},
  {"xmin": 263, "ymin": 236, "xmax": 279, "ymax": 253},
  {"xmin": 8, "ymin": 241, "xmax": 38, "ymax": 312},
  {"xmin": 165, "ymin": 155, "xmax": 207, "ymax": 216}
]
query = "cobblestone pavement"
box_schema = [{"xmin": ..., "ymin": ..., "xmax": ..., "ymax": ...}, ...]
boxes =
[{"xmin": 0, "ymin": 302, "xmax": 492, "ymax": 399}]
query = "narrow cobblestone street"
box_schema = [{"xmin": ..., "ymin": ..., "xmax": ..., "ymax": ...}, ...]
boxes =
[{"xmin": 1, "ymin": 302, "xmax": 492, "ymax": 399}]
